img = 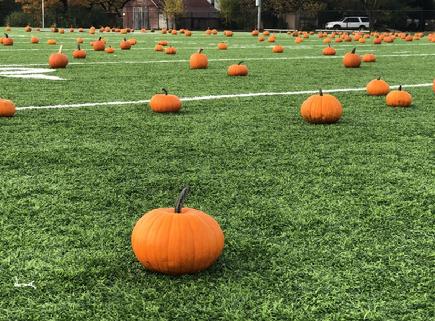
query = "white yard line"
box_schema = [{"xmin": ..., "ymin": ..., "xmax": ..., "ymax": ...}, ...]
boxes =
[
  {"xmin": 2, "ymin": 53, "xmax": 435, "ymax": 68},
  {"xmin": 16, "ymin": 83, "xmax": 433, "ymax": 111}
]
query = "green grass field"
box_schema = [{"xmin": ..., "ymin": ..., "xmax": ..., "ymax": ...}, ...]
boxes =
[{"xmin": 1, "ymin": 29, "xmax": 434, "ymax": 321}]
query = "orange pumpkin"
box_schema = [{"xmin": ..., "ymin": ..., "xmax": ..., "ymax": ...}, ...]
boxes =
[
  {"xmin": 300, "ymin": 89, "xmax": 343, "ymax": 124},
  {"xmin": 105, "ymin": 46, "xmax": 115, "ymax": 54},
  {"xmin": 217, "ymin": 42, "xmax": 228, "ymax": 50},
  {"xmin": 158, "ymin": 40, "xmax": 168, "ymax": 46},
  {"xmin": 322, "ymin": 44, "xmax": 336, "ymax": 56},
  {"xmin": 2, "ymin": 33, "xmax": 13, "ymax": 46},
  {"xmin": 24, "ymin": 25, "xmax": 32, "ymax": 32},
  {"xmin": 72, "ymin": 44, "xmax": 86, "ymax": 59},
  {"xmin": 93, "ymin": 37, "xmax": 105, "ymax": 51},
  {"xmin": 47, "ymin": 39, "xmax": 57, "ymax": 45},
  {"xmin": 251, "ymin": 29, "xmax": 259, "ymax": 36},
  {"xmin": 149, "ymin": 88, "xmax": 182, "ymax": 112},
  {"xmin": 272, "ymin": 45, "xmax": 284, "ymax": 53},
  {"xmin": 185, "ymin": 30, "xmax": 192, "ymax": 37},
  {"xmin": 48, "ymin": 45, "xmax": 69, "ymax": 69},
  {"xmin": 0, "ymin": 98, "xmax": 16, "ymax": 117},
  {"xmin": 154, "ymin": 44, "xmax": 164, "ymax": 51},
  {"xmin": 386, "ymin": 86, "xmax": 412, "ymax": 107},
  {"xmin": 258, "ymin": 36, "xmax": 265, "ymax": 42},
  {"xmin": 128, "ymin": 38, "xmax": 137, "ymax": 45},
  {"xmin": 76, "ymin": 37, "xmax": 84, "ymax": 44},
  {"xmin": 366, "ymin": 77, "xmax": 390, "ymax": 96},
  {"xmin": 362, "ymin": 53, "xmax": 376, "ymax": 62},
  {"xmin": 165, "ymin": 46, "xmax": 176, "ymax": 54},
  {"xmin": 131, "ymin": 186, "xmax": 224, "ymax": 275},
  {"xmin": 224, "ymin": 30, "xmax": 233, "ymax": 37},
  {"xmin": 31, "ymin": 37, "xmax": 39, "ymax": 44},
  {"xmin": 120, "ymin": 38, "xmax": 131, "ymax": 50},
  {"xmin": 373, "ymin": 37, "xmax": 382, "ymax": 44},
  {"xmin": 343, "ymin": 48, "xmax": 361, "ymax": 68},
  {"xmin": 189, "ymin": 49, "xmax": 208, "ymax": 69},
  {"xmin": 227, "ymin": 61, "xmax": 248, "ymax": 76}
]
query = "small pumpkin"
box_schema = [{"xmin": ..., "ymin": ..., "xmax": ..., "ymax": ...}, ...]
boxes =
[
  {"xmin": 322, "ymin": 44, "xmax": 336, "ymax": 56},
  {"xmin": 251, "ymin": 29, "xmax": 259, "ymax": 36},
  {"xmin": 48, "ymin": 45, "xmax": 68, "ymax": 69},
  {"xmin": 120, "ymin": 38, "xmax": 131, "ymax": 50},
  {"xmin": 2, "ymin": 33, "xmax": 13, "ymax": 46},
  {"xmin": 300, "ymin": 89, "xmax": 343, "ymax": 124},
  {"xmin": 258, "ymin": 36, "xmax": 265, "ymax": 42},
  {"xmin": 72, "ymin": 44, "xmax": 87, "ymax": 59},
  {"xmin": 362, "ymin": 53, "xmax": 376, "ymax": 62},
  {"xmin": 154, "ymin": 44, "xmax": 164, "ymax": 51},
  {"xmin": 131, "ymin": 187, "xmax": 224, "ymax": 275},
  {"xmin": 227, "ymin": 61, "xmax": 248, "ymax": 76},
  {"xmin": 158, "ymin": 40, "xmax": 168, "ymax": 46},
  {"xmin": 224, "ymin": 30, "xmax": 233, "ymax": 37},
  {"xmin": 295, "ymin": 37, "xmax": 303, "ymax": 43},
  {"xmin": 366, "ymin": 77, "xmax": 390, "ymax": 96},
  {"xmin": 343, "ymin": 48, "xmax": 361, "ymax": 68},
  {"xmin": 105, "ymin": 46, "xmax": 115, "ymax": 54},
  {"xmin": 0, "ymin": 98, "xmax": 16, "ymax": 117},
  {"xmin": 31, "ymin": 37, "xmax": 39, "ymax": 44},
  {"xmin": 93, "ymin": 37, "xmax": 105, "ymax": 51},
  {"xmin": 386, "ymin": 85, "xmax": 412, "ymax": 107},
  {"xmin": 128, "ymin": 38, "xmax": 137, "ymax": 45},
  {"xmin": 189, "ymin": 49, "xmax": 208, "ymax": 69},
  {"xmin": 217, "ymin": 42, "xmax": 228, "ymax": 50},
  {"xmin": 76, "ymin": 37, "xmax": 84, "ymax": 44},
  {"xmin": 47, "ymin": 39, "xmax": 57, "ymax": 45},
  {"xmin": 165, "ymin": 46, "xmax": 177, "ymax": 54},
  {"xmin": 272, "ymin": 45, "xmax": 284, "ymax": 53},
  {"xmin": 149, "ymin": 88, "xmax": 182, "ymax": 112},
  {"xmin": 373, "ymin": 37, "xmax": 382, "ymax": 44},
  {"xmin": 24, "ymin": 25, "xmax": 32, "ymax": 32},
  {"xmin": 185, "ymin": 30, "xmax": 192, "ymax": 37}
]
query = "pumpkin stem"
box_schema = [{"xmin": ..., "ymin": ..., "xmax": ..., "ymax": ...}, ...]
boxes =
[
  {"xmin": 58, "ymin": 45, "xmax": 63, "ymax": 53},
  {"xmin": 399, "ymin": 85, "xmax": 402, "ymax": 91},
  {"xmin": 162, "ymin": 88, "xmax": 168, "ymax": 95},
  {"xmin": 198, "ymin": 48, "xmax": 203, "ymax": 53},
  {"xmin": 175, "ymin": 186, "xmax": 190, "ymax": 213},
  {"xmin": 4, "ymin": 33, "xmax": 8, "ymax": 38},
  {"xmin": 377, "ymin": 76, "xmax": 381, "ymax": 80},
  {"xmin": 98, "ymin": 37, "xmax": 102, "ymax": 41},
  {"xmin": 238, "ymin": 61, "xmax": 244, "ymax": 65},
  {"xmin": 351, "ymin": 47, "xmax": 356, "ymax": 54},
  {"xmin": 319, "ymin": 88, "xmax": 323, "ymax": 96},
  {"xmin": 77, "ymin": 44, "xmax": 80, "ymax": 50}
]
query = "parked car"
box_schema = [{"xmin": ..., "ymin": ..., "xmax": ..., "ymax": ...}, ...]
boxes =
[{"xmin": 325, "ymin": 17, "xmax": 370, "ymax": 30}]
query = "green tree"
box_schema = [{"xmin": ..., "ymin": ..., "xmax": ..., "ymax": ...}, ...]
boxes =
[{"xmin": 163, "ymin": 0, "xmax": 184, "ymax": 28}]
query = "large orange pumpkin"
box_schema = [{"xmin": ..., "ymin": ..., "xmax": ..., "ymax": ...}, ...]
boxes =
[
  {"xmin": 300, "ymin": 89, "xmax": 343, "ymax": 124},
  {"xmin": 93, "ymin": 37, "xmax": 105, "ymax": 51},
  {"xmin": 149, "ymin": 88, "xmax": 182, "ymax": 112},
  {"xmin": 386, "ymin": 86, "xmax": 412, "ymax": 107},
  {"xmin": 0, "ymin": 98, "xmax": 16, "ymax": 117},
  {"xmin": 189, "ymin": 49, "xmax": 208, "ymax": 69},
  {"xmin": 131, "ymin": 187, "xmax": 224, "ymax": 275},
  {"xmin": 366, "ymin": 77, "xmax": 390, "ymax": 96},
  {"xmin": 120, "ymin": 38, "xmax": 131, "ymax": 50},
  {"xmin": 343, "ymin": 48, "xmax": 361, "ymax": 68},
  {"xmin": 227, "ymin": 61, "xmax": 248, "ymax": 76},
  {"xmin": 48, "ymin": 45, "xmax": 68, "ymax": 69}
]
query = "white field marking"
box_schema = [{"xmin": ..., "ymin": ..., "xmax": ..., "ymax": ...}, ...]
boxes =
[
  {"xmin": 16, "ymin": 83, "xmax": 433, "ymax": 111},
  {"xmin": 2, "ymin": 52, "xmax": 435, "ymax": 68},
  {"xmin": 0, "ymin": 67, "xmax": 64, "ymax": 80},
  {"xmin": 14, "ymin": 277, "xmax": 36, "ymax": 289}
]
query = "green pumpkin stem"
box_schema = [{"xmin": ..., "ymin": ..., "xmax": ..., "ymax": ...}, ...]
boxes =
[
  {"xmin": 319, "ymin": 88, "xmax": 323, "ymax": 96},
  {"xmin": 377, "ymin": 76, "xmax": 381, "ymax": 80},
  {"xmin": 162, "ymin": 88, "xmax": 168, "ymax": 95},
  {"xmin": 175, "ymin": 186, "xmax": 190, "ymax": 213},
  {"xmin": 238, "ymin": 61, "xmax": 244, "ymax": 65},
  {"xmin": 351, "ymin": 47, "xmax": 356, "ymax": 54},
  {"xmin": 198, "ymin": 48, "xmax": 203, "ymax": 53}
]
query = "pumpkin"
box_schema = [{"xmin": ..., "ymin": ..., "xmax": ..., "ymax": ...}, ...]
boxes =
[
  {"xmin": 47, "ymin": 39, "xmax": 57, "ymax": 45},
  {"xmin": 76, "ymin": 37, "xmax": 84, "ymax": 44},
  {"xmin": 189, "ymin": 49, "xmax": 208, "ymax": 69},
  {"xmin": 2, "ymin": 33, "xmax": 13, "ymax": 46},
  {"xmin": 48, "ymin": 45, "xmax": 68, "ymax": 69},
  {"xmin": 258, "ymin": 36, "xmax": 265, "ymax": 42},
  {"xmin": 131, "ymin": 186, "xmax": 224, "ymax": 275},
  {"xmin": 300, "ymin": 89, "xmax": 343, "ymax": 124},
  {"xmin": 205, "ymin": 28, "xmax": 212, "ymax": 35},
  {"xmin": 165, "ymin": 46, "xmax": 177, "ymax": 54},
  {"xmin": 149, "ymin": 88, "xmax": 182, "ymax": 112},
  {"xmin": 227, "ymin": 61, "xmax": 248, "ymax": 76},
  {"xmin": 185, "ymin": 30, "xmax": 192, "ymax": 37},
  {"xmin": 386, "ymin": 86, "xmax": 412, "ymax": 107},
  {"xmin": 295, "ymin": 37, "xmax": 303, "ymax": 43},
  {"xmin": 362, "ymin": 53, "xmax": 376, "ymax": 62},
  {"xmin": 105, "ymin": 46, "xmax": 115, "ymax": 54},
  {"xmin": 93, "ymin": 37, "xmax": 105, "ymax": 51},
  {"xmin": 31, "ymin": 37, "xmax": 39, "ymax": 44},
  {"xmin": 78, "ymin": 28, "xmax": 83, "ymax": 32},
  {"xmin": 272, "ymin": 45, "xmax": 284, "ymax": 53},
  {"xmin": 343, "ymin": 48, "xmax": 361, "ymax": 68},
  {"xmin": 154, "ymin": 44, "xmax": 164, "ymax": 51},
  {"xmin": 59, "ymin": 29, "xmax": 64, "ymax": 34},
  {"xmin": 128, "ymin": 38, "xmax": 137, "ymax": 45},
  {"xmin": 263, "ymin": 30, "xmax": 270, "ymax": 36},
  {"xmin": 251, "ymin": 29, "xmax": 259, "ymax": 36},
  {"xmin": 69, "ymin": 27, "xmax": 74, "ymax": 32},
  {"xmin": 24, "ymin": 25, "xmax": 32, "ymax": 32},
  {"xmin": 212, "ymin": 29, "xmax": 218, "ymax": 35},
  {"xmin": 373, "ymin": 37, "xmax": 382, "ymax": 44},
  {"xmin": 322, "ymin": 44, "xmax": 336, "ymax": 56},
  {"xmin": 158, "ymin": 40, "xmax": 168, "ymax": 46},
  {"xmin": 217, "ymin": 42, "xmax": 228, "ymax": 50},
  {"xmin": 322, "ymin": 37, "xmax": 331, "ymax": 44},
  {"xmin": 366, "ymin": 77, "xmax": 390, "ymax": 96},
  {"xmin": 120, "ymin": 38, "xmax": 131, "ymax": 50},
  {"xmin": 268, "ymin": 36, "xmax": 276, "ymax": 43},
  {"xmin": 72, "ymin": 44, "xmax": 87, "ymax": 59},
  {"xmin": 224, "ymin": 30, "xmax": 233, "ymax": 37},
  {"xmin": 171, "ymin": 29, "xmax": 177, "ymax": 35},
  {"xmin": 0, "ymin": 98, "xmax": 16, "ymax": 117},
  {"xmin": 358, "ymin": 37, "xmax": 366, "ymax": 43}
]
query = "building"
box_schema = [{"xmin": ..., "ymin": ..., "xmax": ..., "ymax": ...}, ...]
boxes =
[{"xmin": 122, "ymin": 0, "xmax": 220, "ymax": 30}]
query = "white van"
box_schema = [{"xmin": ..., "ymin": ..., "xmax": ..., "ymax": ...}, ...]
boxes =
[{"xmin": 325, "ymin": 17, "xmax": 370, "ymax": 30}]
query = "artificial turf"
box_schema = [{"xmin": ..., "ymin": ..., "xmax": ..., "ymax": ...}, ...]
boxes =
[{"xmin": 0, "ymin": 29, "xmax": 434, "ymax": 321}]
